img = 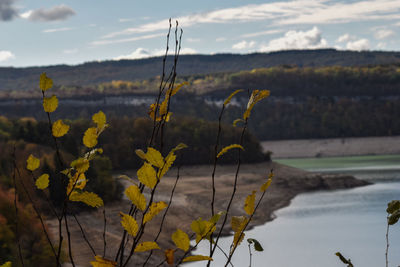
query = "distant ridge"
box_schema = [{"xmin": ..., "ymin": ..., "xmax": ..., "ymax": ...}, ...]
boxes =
[{"xmin": 1, "ymin": 49, "xmax": 400, "ymax": 91}]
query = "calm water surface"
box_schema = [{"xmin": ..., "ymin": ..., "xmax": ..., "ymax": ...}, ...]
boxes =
[{"xmin": 187, "ymin": 155, "xmax": 400, "ymax": 267}]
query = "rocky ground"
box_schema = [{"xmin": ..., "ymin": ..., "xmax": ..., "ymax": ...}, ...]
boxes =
[{"xmin": 261, "ymin": 136, "xmax": 400, "ymax": 158}]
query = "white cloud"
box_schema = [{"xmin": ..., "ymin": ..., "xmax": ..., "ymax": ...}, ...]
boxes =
[
  {"xmin": 102, "ymin": 0, "xmax": 400, "ymax": 39},
  {"xmin": 63, "ymin": 49, "xmax": 78, "ymax": 54},
  {"xmin": 232, "ymin": 40, "xmax": 256, "ymax": 50},
  {"xmin": 259, "ymin": 27, "xmax": 328, "ymax": 52},
  {"xmin": 91, "ymin": 33, "xmax": 165, "ymax": 46},
  {"xmin": 42, "ymin": 27, "xmax": 72, "ymax": 33},
  {"xmin": 346, "ymin": 38, "xmax": 370, "ymax": 51},
  {"xmin": 21, "ymin": 5, "xmax": 75, "ymax": 22},
  {"xmin": 216, "ymin": 37, "xmax": 226, "ymax": 42},
  {"xmin": 186, "ymin": 38, "xmax": 201, "ymax": 43},
  {"xmin": 377, "ymin": 42, "xmax": 387, "ymax": 49},
  {"xmin": 374, "ymin": 29, "xmax": 395, "ymax": 39},
  {"xmin": 336, "ymin": 33, "xmax": 355, "ymax": 43},
  {"xmin": 119, "ymin": 18, "xmax": 134, "ymax": 23},
  {"xmin": 0, "ymin": 50, "xmax": 15, "ymax": 62},
  {"xmin": 241, "ymin": 29, "xmax": 282, "ymax": 38},
  {"xmin": 114, "ymin": 47, "xmax": 197, "ymax": 60}
]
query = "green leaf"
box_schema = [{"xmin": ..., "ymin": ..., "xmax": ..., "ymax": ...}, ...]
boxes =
[
  {"xmin": 388, "ymin": 210, "xmax": 400, "ymax": 225},
  {"xmin": 387, "ymin": 200, "xmax": 400, "ymax": 214},
  {"xmin": 247, "ymin": 238, "xmax": 264, "ymax": 251},
  {"xmin": 335, "ymin": 252, "xmax": 354, "ymax": 267}
]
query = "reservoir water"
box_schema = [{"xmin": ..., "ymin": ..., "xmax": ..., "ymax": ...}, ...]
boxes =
[{"xmin": 187, "ymin": 155, "xmax": 400, "ymax": 267}]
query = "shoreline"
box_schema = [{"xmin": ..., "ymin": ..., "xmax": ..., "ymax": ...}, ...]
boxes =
[
  {"xmin": 52, "ymin": 161, "xmax": 370, "ymax": 266},
  {"xmin": 261, "ymin": 136, "xmax": 400, "ymax": 159}
]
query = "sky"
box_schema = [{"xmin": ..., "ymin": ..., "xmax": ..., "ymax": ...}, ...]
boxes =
[{"xmin": 0, "ymin": 0, "xmax": 400, "ymax": 67}]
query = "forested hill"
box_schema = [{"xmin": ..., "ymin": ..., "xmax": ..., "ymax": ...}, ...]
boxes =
[{"xmin": 1, "ymin": 49, "xmax": 400, "ymax": 91}]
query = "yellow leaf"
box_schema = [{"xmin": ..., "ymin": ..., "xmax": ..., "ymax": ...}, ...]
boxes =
[
  {"xmin": 172, "ymin": 229, "xmax": 190, "ymax": 252},
  {"xmin": 244, "ymin": 190, "xmax": 256, "ymax": 215},
  {"xmin": 143, "ymin": 201, "xmax": 167, "ymax": 224},
  {"xmin": 120, "ymin": 212, "xmax": 138, "ymax": 237},
  {"xmin": 166, "ymin": 81, "xmax": 188, "ymax": 97},
  {"xmin": 233, "ymin": 118, "xmax": 244, "ymax": 127},
  {"xmin": 90, "ymin": 255, "xmax": 117, "ymax": 267},
  {"xmin": 165, "ymin": 249, "xmax": 175, "ymax": 265},
  {"xmin": 134, "ymin": 241, "xmax": 160, "ymax": 252},
  {"xmin": 125, "ymin": 185, "xmax": 146, "ymax": 211},
  {"xmin": 260, "ymin": 178, "xmax": 272, "ymax": 192},
  {"xmin": 69, "ymin": 191, "xmax": 104, "ymax": 208},
  {"xmin": 137, "ymin": 162, "xmax": 157, "ymax": 189},
  {"xmin": 67, "ymin": 173, "xmax": 86, "ymax": 194},
  {"xmin": 83, "ymin": 127, "xmax": 98, "ymax": 148},
  {"xmin": 243, "ymin": 90, "xmax": 270, "ymax": 120},
  {"xmin": 148, "ymin": 103, "xmax": 162, "ymax": 121},
  {"xmin": 170, "ymin": 143, "xmax": 188, "ymax": 153},
  {"xmin": 231, "ymin": 216, "xmax": 248, "ymax": 249},
  {"xmin": 135, "ymin": 149, "xmax": 146, "ymax": 160},
  {"xmin": 52, "ymin": 119, "xmax": 69, "ymax": 137},
  {"xmin": 158, "ymin": 152, "xmax": 176, "ymax": 179},
  {"xmin": 92, "ymin": 111, "xmax": 106, "ymax": 129},
  {"xmin": 191, "ymin": 218, "xmax": 215, "ymax": 243},
  {"xmin": 39, "ymin": 72, "xmax": 53, "ymax": 91},
  {"xmin": 43, "ymin": 95, "xmax": 58, "ymax": 113},
  {"xmin": 85, "ymin": 148, "xmax": 103, "ymax": 161},
  {"xmin": 159, "ymin": 98, "xmax": 169, "ymax": 116},
  {"xmin": 164, "ymin": 112, "xmax": 172, "ymax": 122},
  {"xmin": 217, "ymin": 144, "xmax": 244, "ymax": 158},
  {"xmin": 35, "ymin": 173, "xmax": 49, "ymax": 190},
  {"xmin": 26, "ymin": 154, "xmax": 40, "ymax": 171},
  {"xmin": 70, "ymin": 158, "xmax": 90, "ymax": 173},
  {"xmin": 209, "ymin": 211, "xmax": 224, "ymax": 225},
  {"xmin": 145, "ymin": 147, "xmax": 164, "ymax": 168},
  {"xmin": 182, "ymin": 255, "xmax": 213, "ymax": 262},
  {"xmin": 224, "ymin": 89, "xmax": 243, "ymax": 106},
  {"xmin": 0, "ymin": 262, "xmax": 12, "ymax": 267}
]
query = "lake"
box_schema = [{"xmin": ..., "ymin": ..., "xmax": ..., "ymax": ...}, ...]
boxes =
[{"xmin": 187, "ymin": 155, "xmax": 400, "ymax": 267}]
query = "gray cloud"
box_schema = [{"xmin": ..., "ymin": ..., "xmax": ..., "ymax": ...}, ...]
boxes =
[
  {"xmin": 22, "ymin": 5, "xmax": 75, "ymax": 22},
  {"xmin": 0, "ymin": 0, "xmax": 18, "ymax": 21}
]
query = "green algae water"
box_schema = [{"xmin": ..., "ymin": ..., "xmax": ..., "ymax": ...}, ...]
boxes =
[{"xmin": 188, "ymin": 154, "xmax": 400, "ymax": 267}]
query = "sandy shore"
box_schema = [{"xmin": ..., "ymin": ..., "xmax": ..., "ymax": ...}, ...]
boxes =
[
  {"xmin": 50, "ymin": 161, "xmax": 369, "ymax": 266},
  {"xmin": 261, "ymin": 136, "xmax": 400, "ymax": 159}
]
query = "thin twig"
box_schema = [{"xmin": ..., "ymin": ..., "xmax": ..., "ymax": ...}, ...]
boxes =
[
  {"xmin": 142, "ymin": 166, "xmax": 181, "ymax": 266},
  {"xmin": 72, "ymin": 214, "xmax": 96, "ymax": 256},
  {"xmin": 14, "ymin": 157, "xmax": 60, "ymax": 266},
  {"xmin": 64, "ymin": 214, "xmax": 76, "ymax": 267},
  {"xmin": 208, "ymin": 118, "xmax": 249, "ymax": 266},
  {"xmin": 12, "ymin": 145, "xmax": 25, "ymax": 267},
  {"xmin": 248, "ymin": 242, "xmax": 252, "ymax": 267},
  {"xmin": 386, "ymin": 216, "xmax": 390, "ymax": 267},
  {"xmin": 103, "ymin": 206, "xmax": 107, "ymax": 257}
]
